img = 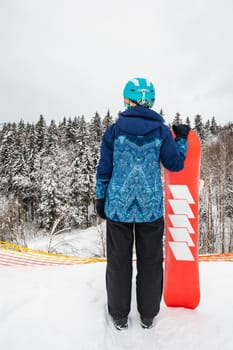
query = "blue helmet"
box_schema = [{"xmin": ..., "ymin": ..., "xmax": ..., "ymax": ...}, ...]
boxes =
[{"xmin": 123, "ymin": 77, "xmax": 155, "ymax": 109}]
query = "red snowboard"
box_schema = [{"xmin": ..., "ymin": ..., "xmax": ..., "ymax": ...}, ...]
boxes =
[{"xmin": 164, "ymin": 130, "xmax": 201, "ymax": 309}]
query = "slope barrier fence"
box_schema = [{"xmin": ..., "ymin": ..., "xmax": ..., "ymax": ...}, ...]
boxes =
[{"xmin": 0, "ymin": 240, "xmax": 232, "ymax": 267}]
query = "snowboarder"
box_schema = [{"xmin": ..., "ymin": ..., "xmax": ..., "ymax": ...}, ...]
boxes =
[{"xmin": 96, "ymin": 77, "xmax": 190, "ymax": 330}]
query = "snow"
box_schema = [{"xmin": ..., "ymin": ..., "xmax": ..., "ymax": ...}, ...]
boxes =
[
  {"xmin": 27, "ymin": 225, "xmax": 106, "ymax": 257},
  {"xmin": 0, "ymin": 261, "xmax": 233, "ymax": 350},
  {"xmin": 0, "ymin": 223, "xmax": 232, "ymax": 349}
]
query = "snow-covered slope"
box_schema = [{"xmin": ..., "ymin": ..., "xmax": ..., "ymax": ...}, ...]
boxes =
[
  {"xmin": 26, "ymin": 225, "xmax": 106, "ymax": 258},
  {"xmin": 0, "ymin": 261, "xmax": 233, "ymax": 350}
]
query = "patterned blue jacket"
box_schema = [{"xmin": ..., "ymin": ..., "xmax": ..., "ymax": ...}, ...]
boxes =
[{"xmin": 96, "ymin": 106, "xmax": 187, "ymax": 223}]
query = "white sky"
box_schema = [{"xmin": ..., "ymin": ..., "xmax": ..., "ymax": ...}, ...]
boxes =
[{"xmin": 0, "ymin": 0, "xmax": 233, "ymax": 125}]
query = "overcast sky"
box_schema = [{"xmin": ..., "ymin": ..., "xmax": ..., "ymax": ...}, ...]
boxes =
[{"xmin": 0, "ymin": 0, "xmax": 233, "ymax": 126}]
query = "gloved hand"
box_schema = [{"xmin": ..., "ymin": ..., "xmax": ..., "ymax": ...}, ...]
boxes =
[
  {"xmin": 96, "ymin": 198, "xmax": 106, "ymax": 219},
  {"xmin": 172, "ymin": 124, "xmax": 191, "ymax": 139}
]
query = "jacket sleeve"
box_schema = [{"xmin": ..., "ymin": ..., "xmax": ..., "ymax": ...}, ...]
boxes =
[
  {"xmin": 160, "ymin": 126, "xmax": 188, "ymax": 171},
  {"xmin": 96, "ymin": 124, "xmax": 115, "ymax": 199}
]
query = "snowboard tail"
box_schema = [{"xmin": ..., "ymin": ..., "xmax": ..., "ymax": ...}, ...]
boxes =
[{"xmin": 164, "ymin": 130, "xmax": 201, "ymax": 309}]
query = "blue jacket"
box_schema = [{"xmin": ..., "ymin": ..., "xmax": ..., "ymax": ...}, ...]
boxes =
[{"xmin": 96, "ymin": 106, "xmax": 187, "ymax": 222}]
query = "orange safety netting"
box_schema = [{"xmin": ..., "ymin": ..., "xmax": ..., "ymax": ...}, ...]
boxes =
[
  {"xmin": 0, "ymin": 240, "xmax": 233, "ymax": 266},
  {"xmin": 198, "ymin": 253, "xmax": 233, "ymax": 262},
  {"xmin": 0, "ymin": 241, "xmax": 105, "ymax": 266}
]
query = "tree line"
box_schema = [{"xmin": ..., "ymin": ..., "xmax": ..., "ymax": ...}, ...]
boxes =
[{"xmin": 0, "ymin": 111, "xmax": 232, "ymax": 254}]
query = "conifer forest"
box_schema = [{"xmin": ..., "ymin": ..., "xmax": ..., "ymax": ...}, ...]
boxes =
[{"xmin": 0, "ymin": 112, "xmax": 232, "ymax": 254}]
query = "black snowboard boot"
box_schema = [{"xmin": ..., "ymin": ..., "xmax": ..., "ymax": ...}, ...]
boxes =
[
  {"xmin": 112, "ymin": 316, "xmax": 128, "ymax": 331},
  {"xmin": 140, "ymin": 316, "xmax": 154, "ymax": 329}
]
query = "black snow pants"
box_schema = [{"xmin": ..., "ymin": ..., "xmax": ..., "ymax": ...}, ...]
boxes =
[{"xmin": 106, "ymin": 217, "xmax": 164, "ymax": 319}]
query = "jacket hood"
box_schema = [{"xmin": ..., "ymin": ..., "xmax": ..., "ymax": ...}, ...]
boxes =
[{"xmin": 116, "ymin": 106, "xmax": 164, "ymax": 136}]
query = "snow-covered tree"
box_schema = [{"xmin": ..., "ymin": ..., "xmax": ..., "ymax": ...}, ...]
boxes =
[
  {"xmin": 102, "ymin": 110, "xmax": 113, "ymax": 133},
  {"xmin": 35, "ymin": 115, "xmax": 47, "ymax": 153},
  {"xmin": 88, "ymin": 112, "xmax": 102, "ymax": 143},
  {"xmin": 194, "ymin": 114, "xmax": 206, "ymax": 143},
  {"xmin": 46, "ymin": 120, "xmax": 59, "ymax": 155},
  {"xmin": 37, "ymin": 154, "xmax": 69, "ymax": 230},
  {"xmin": 172, "ymin": 112, "xmax": 182, "ymax": 125},
  {"xmin": 185, "ymin": 116, "xmax": 191, "ymax": 127},
  {"xmin": 0, "ymin": 113, "xmax": 231, "ymax": 253},
  {"xmin": 210, "ymin": 116, "xmax": 218, "ymax": 135}
]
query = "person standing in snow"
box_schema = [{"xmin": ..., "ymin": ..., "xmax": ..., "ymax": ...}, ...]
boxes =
[{"xmin": 96, "ymin": 77, "xmax": 190, "ymax": 330}]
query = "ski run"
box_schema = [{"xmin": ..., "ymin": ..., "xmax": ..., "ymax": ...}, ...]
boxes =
[{"xmin": 0, "ymin": 227, "xmax": 233, "ymax": 350}]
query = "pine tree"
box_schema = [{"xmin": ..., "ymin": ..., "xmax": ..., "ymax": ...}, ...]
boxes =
[
  {"xmin": 35, "ymin": 115, "xmax": 47, "ymax": 153},
  {"xmin": 194, "ymin": 114, "xmax": 206, "ymax": 143},
  {"xmin": 26, "ymin": 124, "xmax": 37, "ymax": 172},
  {"xmin": 47, "ymin": 120, "xmax": 59, "ymax": 155},
  {"xmin": 172, "ymin": 112, "xmax": 182, "ymax": 125},
  {"xmin": 77, "ymin": 115, "xmax": 87, "ymax": 145},
  {"xmin": 66, "ymin": 115, "xmax": 93, "ymax": 227},
  {"xmin": 11, "ymin": 120, "xmax": 28, "ymax": 178},
  {"xmin": 159, "ymin": 108, "xmax": 164, "ymax": 117},
  {"xmin": 185, "ymin": 116, "xmax": 191, "ymax": 127},
  {"xmin": 88, "ymin": 112, "xmax": 102, "ymax": 143},
  {"xmin": 37, "ymin": 154, "xmax": 69, "ymax": 230},
  {"xmin": 57, "ymin": 117, "xmax": 67, "ymax": 147},
  {"xmin": 210, "ymin": 116, "xmax": 218, "ymax": 135},
  {"xmin": 76, "ymin": 142, "xmax": 95, "ymax": 228},
  {"xmin": 0, "ymin": 122, "xmax": 17, "ymax": 192},
  {"xmin": 102, "ymin": 110, "xmax": 113, "ymax": 133},
  {"xmin": 63, "ymin": 117, "xmax": 79, "ymax": 145}
]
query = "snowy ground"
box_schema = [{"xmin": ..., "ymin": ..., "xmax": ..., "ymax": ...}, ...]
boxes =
[
  {"xmin": 0, "ymin": 261, "xmax": 233, "ymax": 350},
  {"xmin": 1, "ymin": 224, "xmax": 233, "ymax": 349},
  {"xmin": 26, "ymin": 224, "xmax": 106, "ymax": 258}
]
